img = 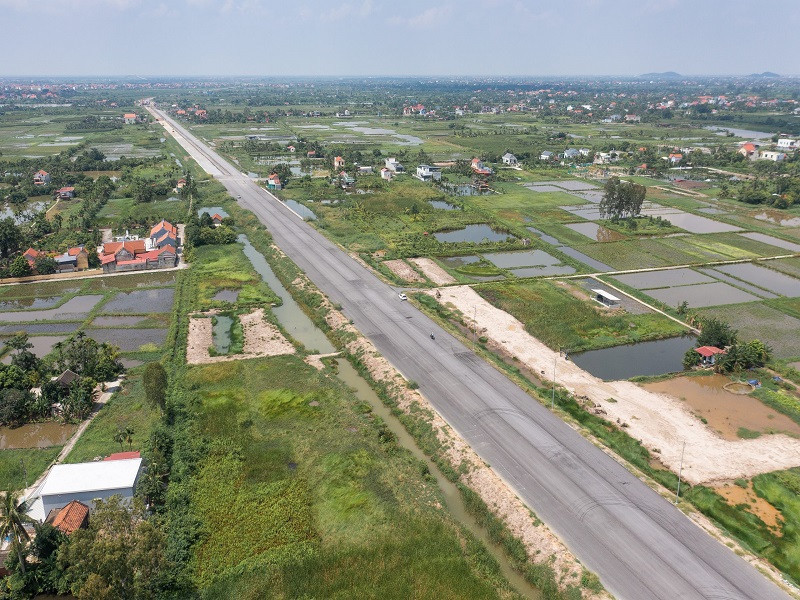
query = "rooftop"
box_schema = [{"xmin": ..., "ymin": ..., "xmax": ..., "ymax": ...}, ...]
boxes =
[{"xmin": 39, "ymin": 458, "xmax": 142, "ymax": 497}]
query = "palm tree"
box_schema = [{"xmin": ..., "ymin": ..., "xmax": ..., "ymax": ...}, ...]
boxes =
[
  {"xmin": 113, "ymin": 427, "xmax": 126, "ymax": 450},
  {"xmin": 124, "ymin": 426, "xmax": 135, "ymax": 451},
  {"xmin": 0, "ymin": 491, "xmax": 34, "ymax": 574}
]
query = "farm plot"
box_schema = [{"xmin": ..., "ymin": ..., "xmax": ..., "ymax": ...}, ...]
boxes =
[
  {"xmin": 0, "ymin": 295, "xmax": 104, "ymax": 322},
  {"xmin": 739, "ymin": 233, "xmax": 800, "ymax": 253},
  {"xmin": 713, "ymin": 263, "xmax": 800, "ymax": 297},
  {"xmin": 613, "ymin": 268, "xmax": 716, "ymax": 290},
  {"xmin": 100, "ymin": 288, "xmax": 175, "ymax": 314},
  {"xmin": 697, "ymin": 302, "xmax": 800, "ymax": 359},
  {"xmin": 644, "ymin": 281, "xmax": 761, "ymax": 308}
]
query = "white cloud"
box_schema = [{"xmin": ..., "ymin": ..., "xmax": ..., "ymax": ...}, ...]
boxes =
[{"xmin": 390, "ymin": 4, "xmax": 452, "ymax": 29}]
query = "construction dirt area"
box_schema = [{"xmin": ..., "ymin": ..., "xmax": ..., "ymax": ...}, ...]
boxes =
[
  {"xmin": 431, "ymin": 285, "xmax": 800, "ymax": 485},
  {"xmin": 409, "ymin": 257, "xmax": 457, "ymax": 285},
  {"xmin": 382, "ymin": 259, "xmax": 425, "ymax": 283},
  {"xmin": 186, "ymin": 308, "xmax": 295, "ymax": 365}
]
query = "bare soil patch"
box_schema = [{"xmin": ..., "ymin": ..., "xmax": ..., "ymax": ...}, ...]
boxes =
[
  {"xmin": 383, "ymin": 259, "xmax": 425, "ymax": 283},
  {"xmin": 187, "ymin": 308, "xmax": 294, "ymax": 365},
  {"xmin": 714, "ymin": 481, "xmax": 783, "ymax": 533},
  {"xmin": 432, "ymin": 285, "xmax": 800, "ymax": 485},
  {"xmin": 409, "ymin": 257, "xmax": 456, "ymax": 285}
]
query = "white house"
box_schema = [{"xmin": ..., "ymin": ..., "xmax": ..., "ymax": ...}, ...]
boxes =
[
  {"xmin": 501, "ymin": 152, "xmax": 518, "ymax": 166},
  {"xmin": 563, "ymin": 148, "xmax": 580, "ymax": 160},
  {"xmin": 540, "ymin": 151, "xmax": 554, "ymax": 160},
  {"xmin": 759, "ymin": 150, "xmax": 787, "ymax": 162},
  {"xmin": 385, "ymin": 158, "xmax": 404, "ymax": 173},
  {"xmin": 358, "ymin": 165, "xmax": 374, "ymax": 174},
  {"xmin": 31, "ymin": 458, "xmax": 143, "ymax": 520},
  {"xmin": 578, "ymin": 148, "xmax": 592, "ymax": 157},
  {"xmin": 415, "ymin": 164, "xmax": 442, "ymax": 182},
  {"xmin": 776, "ymin": 138, "xmax": 797, "ymax": 150},
  {"xmin": 380, "ymin": 167, "xmax": 393, "ymax": 180}
]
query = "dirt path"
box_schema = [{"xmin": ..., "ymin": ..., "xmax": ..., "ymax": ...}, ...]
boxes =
[
  {"xmin": 383, "ymin": 259, "xmax": 425, "ymax": 283},
  {"xmin": 433, "ymin": 285, "xmax": 800, "ymax": 485},
  {"xmin": 187, "ymin": 308, "xmax": 295, "ymax": 364},
  {"xmin": 409, "ymin": 257, "xmax": 457, "ymax": 285}
]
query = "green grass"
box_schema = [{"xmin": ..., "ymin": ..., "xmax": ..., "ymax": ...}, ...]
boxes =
[
  {"xmin": 64, "ymin": 375, "xmax": 161, "ymax": 463},
  {"xmin": 475, "ymin": 278, "xmax": 686, "ymax": 352},
  {"xmin": 697, "ymin": 302, "xmax": 800, "ymax": 359},
  {"xmin": 192, "ymin": 243, "xmax": 280, "ymax": 308},
  {"xmin": 0, "ymin": 447, "xmax": 61, "ymax": 491},
  {"xmin": 183, "ymin": 355, "xmax": 515, "ymax": 597}
]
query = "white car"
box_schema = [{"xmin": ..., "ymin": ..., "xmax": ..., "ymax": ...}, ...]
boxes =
[{"xmin": 398, "ymin": 293, "xmax": 408, "ymax": 301}]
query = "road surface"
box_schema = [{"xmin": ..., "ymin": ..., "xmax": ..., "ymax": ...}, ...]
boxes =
[{"xmin": 149, "ymin": 106, "xmax": 792, "ymax": 600}]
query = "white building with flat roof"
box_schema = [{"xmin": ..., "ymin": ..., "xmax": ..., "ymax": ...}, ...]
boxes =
[{"xmin": 32, "ymin": 458, "xmax": 143, "ymax": 520}]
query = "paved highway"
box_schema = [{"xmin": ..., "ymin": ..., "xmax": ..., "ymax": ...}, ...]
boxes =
[{"xmin": 149, "ymin": 106, "xmax": 791, "ymax": 600}]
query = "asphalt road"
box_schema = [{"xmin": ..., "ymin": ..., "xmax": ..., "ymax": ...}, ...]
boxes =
[{"xmin": 150, "ymin": 106, "xmax": 791, "ymax": 600}]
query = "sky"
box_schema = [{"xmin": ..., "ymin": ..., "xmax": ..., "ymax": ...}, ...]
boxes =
[{"xmin": 0, "ymin": 0, "xmax": 798, "ymax": 77}]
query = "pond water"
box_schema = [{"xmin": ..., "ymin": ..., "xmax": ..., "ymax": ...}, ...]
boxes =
[
  {"xmin": 428, "ymin": 200, "xmax": 460, "ymax": 211},
  {"xmin": 753, "ymin": 211, "xmax": 800, "ymax": 228},
  {"xmin": 0, "ymin": 295, "xmax": 103, "ymax": 323},
  {"xmin": 645, "ymin": 281, "xmax": 760, "ymax": 308},
  {"xmin": 335, "ymin": 359, "xmax": 539, "ymax": 599},
  {"xmin": 525, "ymin": 227, "xmax": 561, "ymax": 246},
  {"xmin": 238, "ymin": 235, "xmax": 335, "ymax": 354},
  {"xmin": 439, "ymin": 255, "xmax": 480, "ymax": 268},
  {"xmin": 120, "ymin": 357, "xmax": 144, "ymax": 369},
  {"xmin": 212, "ymin": 315, "xmax": 234, "ymax": 354},
  {"xmin": 510, "ymin": 265, "xmax": 576, "ymax": 277},
  {"xmin": 198, "ymin": 206, "xmax": 229, "ymax": 218},
  {"xmin": 0, "ymin": 322, "xmax": 79, "ymax": 335},
  {"xmin": 613, "ymin": 268, "xmax": 715, "ymax": 290},
  {"xmin": 571, "ymin": 335, "xmax": 697, "ymax": 381},
  {"xmin": 100, "ymin": 288, "xmax": 175, "ymax": 314},
  {"xmin": 483, "ymin": 249, "xmax": 560, "ymax": 269},
  {"xmin": 0, "ymin": 200, "xmax": 48, "ymax": 224},
  {"xmin": 0, "ymin": 296, "xmax": 62, "ymax": 310},
  {"xmin": 705, "ymin": 126, "xmax": 774, "ymax": 140},
  {"xmin": 565, "ymin": 222, "xmax": 626, "ymax": 242},
  {"xmin": 86, "ymin": 328, "xmax": 167, "ymax": 351},
  {"xmin": 284, "ymin": 199, "xmax": 318, "ymax": 221},
  {"xmin": 656, "ymin": 212, "xmax": 741, "ymax": 234},
  {"xmin": 0, "ymin": 422, "xmax": 77, "ymax": 449},
  {"xmin": 643, "ymin": 375, "xmax": 800, "ymax": 441},
  {"xmin": 434, "ymin": 224, "xmax": 514, "ymax": 244},
  {"xmin": 213, "ymin": 289, "xmax": 240, "ymax": 302}
]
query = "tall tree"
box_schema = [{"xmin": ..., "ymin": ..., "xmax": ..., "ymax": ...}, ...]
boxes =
[
  {"xmin": 0, "ymin": 218, "xmax": 22, "ymax": 259},
  {"xmin": 599, "ymin": 176, "xmax": 647, "ymax": 219},
  {"xmin": 0, "ymin": 491, "xmax": 35, "ymax": 574}
]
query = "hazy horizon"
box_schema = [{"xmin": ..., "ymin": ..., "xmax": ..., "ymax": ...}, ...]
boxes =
[{"xmin": 0, "ymin": 0, "xmax": 798, "ymax": 78}]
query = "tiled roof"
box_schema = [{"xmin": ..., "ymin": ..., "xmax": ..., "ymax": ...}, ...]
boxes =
[
  {"xmin": 104, "ymin": 451, "xmax": 141, "ymax": 461},
  {"xmin": 49, "ymin": 500, "xmax": 89, "ymax": 535},
  {"xmin": 695, "ymin": 346, "xmax": 726, "ymax": 357},
  {"xmin": 102, "ymin": 240, "xmax": 146, "ymax": 256},
  {"xmin": 150, "ymin": 220, "xmax": 176, "ymax": 237}
]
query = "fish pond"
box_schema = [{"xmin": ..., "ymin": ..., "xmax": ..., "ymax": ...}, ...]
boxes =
[
  {"xmin": 571, "ymin": 335, "xmax": 697, "ymax": 380},
  {"xmin": 0, "ymin": 422, "xmax": 77, "ymax": 449},
  {"xmin": 434, "ymin": 224, "xmax": 514, "ymax": 244}
]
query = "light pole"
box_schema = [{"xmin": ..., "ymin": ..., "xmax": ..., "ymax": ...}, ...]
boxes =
[{"xmin": 675, "ymin": 440, "xmax": 686, "ymax": 504}]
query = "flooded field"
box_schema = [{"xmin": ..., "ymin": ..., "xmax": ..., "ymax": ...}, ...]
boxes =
[
  {"xmin": 212, "ymin": 315, "xmax": 234, "ymax": 354},
  {"xmin": 0, "ymin": 322, "xmax": 79, "ymax": 335},
  {"xmin": 699, "ymin": 268, "xmax": 777, "ymax": 299},
  {"xmin": 483, "ymin": 249, "xmax": 560, "ymax": 269},
  {"xmin": 558, "ymin": 246, "xmax": 613, "ymax": 272},
  {"xmin": 91, "ymin": 315, "xmax": 147, "ymax": 326},
  {"xmin": 100, "ymin": 288, "xmax": 175, "ymax": 314},
  {"xmin": 559, "ymin": 205, "xmax": 602, "ymax": 220},
  {"xmin": 571, "ymin": 335, "xmax": 696, "ymax": 380},
  {"xmin": 284, "ymin": 199, "xmax": 317, "ymax": 220},
  {"xmin": 613, "ymin": 268, "xmax": 715, "ymax": 290},
  {"xmin": 714, "ymin": 481, "xmax": 782, "ymax": 532},
  {"xmin": 739, "ymin": 232, "xmax": 800, "ymax": 253},
  {"xmin": 439, "ymin": 255, "xmax": 480, "ymax": 268},
  {"xmin": 645, "ymin": 281, "xmax": 760, "ymax": 307},
  {"xmin": 0, "ymin": 282, "xmax": 79, "ymax": 298},
  {"xmin": 1, "ymin": 335, "xmax": 68, "ymax": 363},
  {"xmin": 434, "ymin": 224, "xmax": 514, "ymax": 243},
  {"xmin": 83, "ymin": 271, "xmax": 177, "ymax": 290},
  {"xmin": 0, "ymin": 296, "xmax": 62, "ymax": 310},
  {"xmin": 643, "ymin": 375, "xmax": 800, "ymax": 441},
  {"xmin": 565, "ymin": 222, "xmax": 626, "ymax": 242},
  {"xmin": 86, "ymin": 328, "xmax": 167, "ymax": 351},
  {"xmin": 714, "ymin": 263, "xmax": 800, "ymax": 297},
  {"xmin": 511, "ymin": 265, "xmax": 576, "ymax": 277},
  {"xmin": 656, "ymin": 212, "xmax": 741, "ymax": 234},
  {"xmin": 0, "ymin": 421, "xmax": 76, "ymax": 449},
  {"xmin": 0, "ymin": 295, "xmax": 103, "ymax": 322},
  {"xmin": 753, "ymin": 210, "xmax": 800, "ymax": 228}
]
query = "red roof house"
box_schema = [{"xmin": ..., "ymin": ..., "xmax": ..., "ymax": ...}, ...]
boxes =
[
  {"xmin": 46, "ymin": 500, "xmax": 90, "ymax": 535},
  {"xmin": 694, "ymin": 346, "xmax": 726, "ymax": 365}
]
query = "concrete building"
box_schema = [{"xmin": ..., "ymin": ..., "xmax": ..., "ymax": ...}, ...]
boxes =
[
  {"xmin": 32, "ymin": 458, "xmax": 143, "ymax": 520},
  {"xmin": 776, "ymin": 138, "xmax": 797, "ymax": 150},
  {"xmin": 501, "ymin": 152, "xmax": 518, "ymax": 166},
  {"xmin": 415, "ymin": 164, "xmax": 442, "ymax": 182},
  {"xmin": 759, "ymin": 150, "xmax": 787, "ymax": 162},
  {"xmin": 123, "ymin": 113, "xmax": 137, "ymax": 124},
  {"xmin": 33, "ymin": 170, "xmax": 51, "ymax": 185},
  {"xmin": 385, "ymin": 158, "xmax": 404, "ymax": 173},
  {"xmin": 380, "ymin": 167, "xmax": 393, "ymax": 180}
]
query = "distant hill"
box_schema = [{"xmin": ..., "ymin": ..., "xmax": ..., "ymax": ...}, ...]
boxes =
[
  {"xmin": 748, "ymin": 71, "xmax": 780, "ymax": 78},
  {"xmin": 639, "ymin": 71, "xmax": 683, "ymax": 79}
]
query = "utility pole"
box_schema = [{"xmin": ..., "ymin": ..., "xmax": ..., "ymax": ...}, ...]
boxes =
[{"xmin": 675, "ymin": 440, "xmax": 686, "ymax": 504}]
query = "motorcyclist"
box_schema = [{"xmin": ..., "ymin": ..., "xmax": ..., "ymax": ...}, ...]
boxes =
[{"xmin": 430, "ymin": 332, "xmax": 435, "ymax": 340}]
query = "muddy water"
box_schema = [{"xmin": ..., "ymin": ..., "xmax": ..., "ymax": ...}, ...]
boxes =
[
  {"xmin": 565, "ymin": 222, "xmax": 625, "ymax": 242},
  {"xmin": 434, "ymin": 224, "xmax": 514, "ymax": 244},
  {"xmin": 238, "ymin": 235, "xmax": 335, "ymax": 354},
  {"xmin": 714, "ymin": 482, "xmax": 782, "ymax": 531},
  {"xmin": 643, "ymin": 375, "xmax": 800, "ymax": 441},
  {"xmin": 212, "ymin": 315, "xmax": 234, "ymax": 354},
  {"xmin": 335, "ymin": 359, "xmax": 539, "ymax": 599},
  {"xmin": 241, "ymin": 233, "xmax": 538, "ymax": 597},
  {"xmin": 0, "ymin": 422, "xmax": 76, "ymax": 449}
]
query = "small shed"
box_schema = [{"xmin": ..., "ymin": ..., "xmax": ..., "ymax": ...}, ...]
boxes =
[
  {"xmin": 591, "ymin": 289, "xmax": 620, "ymax": 307},
  {"xmin": 695, "ymin": 346, "xmax": 726, "ymax": 366}
]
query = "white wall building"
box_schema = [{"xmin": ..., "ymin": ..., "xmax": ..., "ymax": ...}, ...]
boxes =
[
  {"xmin": 415, "ymin": 164, "xmax": 442, "ymax": 182},
  {"xmin": 760, "ymin": 150, "xmax": 787, "ymax": 162},
  {"xmin": 501, "ymin": 152, "xmax": 518, "ymax": 166},
  {"xmin": 777, "ymin": 138, "xmax": 797, "ymax": 150},
  {"xmin": 385, "ymin": 158, "xmax": 404, "ymax": 172},
  {"xmin": 32, "ymin": 458, "xmax": 143, "ymax": 520}
]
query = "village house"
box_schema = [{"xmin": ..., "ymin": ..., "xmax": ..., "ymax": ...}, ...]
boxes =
[
  {"xmin": 33, "ymin": 170, "xmax": 51, "ymax": 185},
  {"xmin": 333, "ymin": 156, "xmax": 345, "ymax": 169},
  {"xmin": 380, "ymin": 167, "xmax": 394, "ymax": 181},
  {"xmin": 668, "ymin": 153, "xmax": 683, "ymax": 164},
  {"xmin": 776, "ymin": 138, "xmax": 797, "ymax": 150},
  {"xmin": 385, "ymin": 157, "xmax": 404, "ymax": 173},
  {"xmin": 415, "ymin": 164, "xmax": 442, "ymax": 182},
  {"xmin": 625, "ymin": 114, "xmax": 641, "ymax": 122},
  {"xmin": 150, "ymin": 220, "xmax": 178, "ymax": 246},
  {"xmin": 211, "ymin": 213, "xmax": 225, "ymax": 227},
  {"xmin": 28, "ymin": 457, "xmax": 143, "ymax": 521},
  {"xmin": 563, "ymin": 148, "xmax": 581, "ymax": 160},
  {"xmin": 153, "ymin": 230, "xmax": 177, "ymax": 249},
  {"xmin": 501, "ymin": 152, "xmax": 518, "ymax": 166},
  {"xmin": 54, "ymin": 246, "xmax": 89, "ymax": 272},
  {"xmin": 23, "ymin": 247, "xmax": 42, "ymax": 267},
  {"xmin": 358, "ymin": 165, "xmax": 373, "ymax": 174},
  {"xmin": 471, "ymin": 158, "xmax": 493, "ymax": 175},
  {"xmin": 306, "ymin": 150, "xmax": 316, "ymax": 158},
  {"xmin": 267, "ymin": 173, "xmax": 282, "ymax": 190},
  {"xmin": 540, "ymin": 150, "xmax": 554, "ymax": 160},
  {"xmin": 338, "ymin": 172, "xmax": 355, "ymax": 188},
  {"xmin": 738, "ymin": 142, "xmax": 759, "ymax": 160},
  {"xmin": 695, "ymin": 346, "xmax": 726, "ymax": 366},
  {"xmin": 45, "ymin": 500, "xmax": 89, "ymax": 535},
  {"xmin": 759, "ymin": 150, "xmax": 787, "ymax": 162},
  {"xmin": 579, "ymin": 148, "xmax": 592, "ymax": 157},
  {"xmin": 123, "ymin": 113, "xmax": 137, "ymax": 124},
  {"xmin": 55, "ymin": 186, "xmax": 75, "ymax": 200}
]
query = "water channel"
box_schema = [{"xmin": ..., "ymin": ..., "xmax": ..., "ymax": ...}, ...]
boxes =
[{"xmin": 238, "ymin": 234, "xmax": 538, "ymax": 598}]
